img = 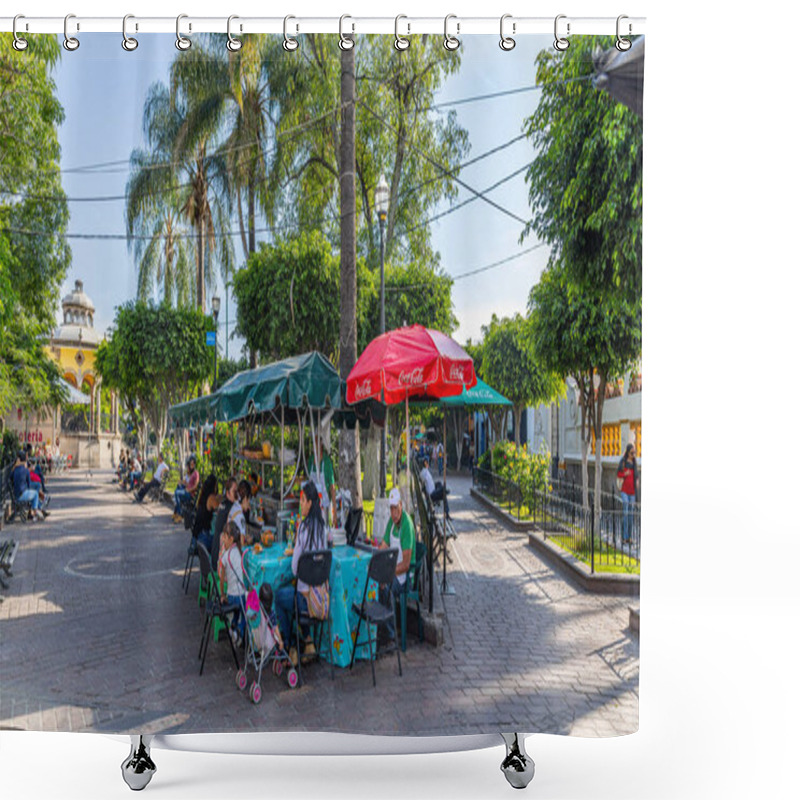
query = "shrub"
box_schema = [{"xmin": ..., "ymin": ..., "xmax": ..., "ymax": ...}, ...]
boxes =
[{"xmin": 491, "ymin": 440, "xmax": 551, "ymax": 509}]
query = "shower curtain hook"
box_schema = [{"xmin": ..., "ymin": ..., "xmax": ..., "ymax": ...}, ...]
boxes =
[
  {"xmin": 283, "ymin": 15, "xmax": 299, "ymax": 51},
  {"xmin": 175, "ymin": 14, "xmax": 192, "ymax": 51},
  {"xmin": 553, "ymin": 14, "xmax": 570, "ymax": 51},
  {"xmin": 226, "ymin": 15, "xmax": 243, "ymax": 52},
  {"xmin": 12, "ymin": 15, "xmax": 28, "ymax": 51},
  {"xmin": 443, "ymin": 14, "xmax": 460, "ymax": 51},
  {"xmin": 615, "ymin": 15, "xmax": 632, "ymax": 51},
  {"xmin": 499, "ymin": 14, "xmax": 516, "ymax": 51},
  {"xmin": 338, "ymin": 15, "xmax": 355, "ymax": 51},
  {"xmin": 394, "ymin": 15, "xmax": 410, "ymax": 51},
  {"xmin": 63, "ymin": 14, "xmax": 80, "ymax": 51},
  {"xmin": 122, "ymin": 15, "xmax": 138, "ymax": 51}
]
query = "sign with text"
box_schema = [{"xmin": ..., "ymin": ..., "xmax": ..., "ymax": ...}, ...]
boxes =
[{"xmin": 205, "ymin": 331, "xmax": 216, "ymax": 347}]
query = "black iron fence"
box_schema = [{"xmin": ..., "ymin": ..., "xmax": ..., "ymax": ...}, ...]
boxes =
[{"xmin": 472, "ymin": 467, "xmax": 640, "ymax": 573}]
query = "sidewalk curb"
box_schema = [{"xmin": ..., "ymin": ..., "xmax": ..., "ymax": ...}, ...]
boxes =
[
  {"xmin": 527, "ymin": 529, "xmax": 640, "ymax": 597},
  {"xmin": 469, "ymin": 487, "xmax": 536, "ymax": 530}
]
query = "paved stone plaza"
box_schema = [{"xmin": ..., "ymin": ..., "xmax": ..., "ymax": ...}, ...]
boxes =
[{"xmin": 0, "ymin": 472, "xmax": 638, "ymax": 737}]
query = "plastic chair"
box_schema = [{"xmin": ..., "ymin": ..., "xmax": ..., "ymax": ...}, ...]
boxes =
[
  {"xmin": 196, "ymin": 542, "xmax": 240, "ymax": 676},
  {"xmin": 293, "ymin": 549, "xmax": 334, "ymax": 684},
  {"xmin": 349, "ymin": 547, "xmax": 402, "ymax": 687},
  {"xmin": 344, "ymin": 507, "xmax": 363, "ymax": 546}
]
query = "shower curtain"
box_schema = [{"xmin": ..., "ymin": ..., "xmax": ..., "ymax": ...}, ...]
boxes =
[{"xmin": 0, "ymin": 26, "xmax": 642, "ymax": 741}]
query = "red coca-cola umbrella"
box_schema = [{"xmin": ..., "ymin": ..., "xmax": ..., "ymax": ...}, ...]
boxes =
[
  {"xmin": 346, "ymin": 324, "xmax": 476, "ymax": 406},
  {"xmin": 347, "ymin": 325, "xmax": 475, "ymax": 599}
]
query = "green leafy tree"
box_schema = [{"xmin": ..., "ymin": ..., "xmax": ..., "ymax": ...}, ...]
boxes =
[
  {"xmin": 528, "ymin": 263, "xmax": 641, "ymax": 526},
  {"xmin": 522, "ymin": 36, "xmax": 643, "ymax": 301},
  {"xmin": 216, "ymin": 355, "xmax": 248, "ymax": 388},
  {"xmin": 268, "ymin": 35, "xmax": 469, "ymax": 269},
  {"xmin": 481, "ymin": 314, "xmax": 564, "ymax": 448},
  {"xmin": 0, "ymin": 34, "xmax": 70, "ymax": 415},
  {"xmin": 95, "ymin": 302, "xmax": 214, "ymax": 454},
  {"xmin": 232, "ymin": 231, "xmax": 373, "ymax": 362}
]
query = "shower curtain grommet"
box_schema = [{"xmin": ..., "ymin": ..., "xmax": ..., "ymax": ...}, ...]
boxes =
[
  {"xmin": 616, "ymin": 15, "xmax": 633, "ymax": 51},
  {"xmin": 499, "ymin": 14, "xmax": 516, "ymax": 51},
  {"xmin": 226, "ymin": 15, "xmax": 243, "ymax": 52},
  {"xmin": 12, "ymin": 15, "xmax": 28, "ymax": 51},
  {"xmin": 338, "ymin": 15, "xmax": 355, "ymax": 51},
  {"xmin": 283, "ymin": 15, "xmax": 299, "ymax": 51},
  {"xmin": 175, "ymin": 14, "xmax": 192, "ymax": 51},
  {"xmin": 121, "ymin": 15, "xmax": 138, "ymax": 52},
  {"xmin": 394, "ymin": 15, "xmax": 410, "ymax": 51},
  {"xmin": 553, "ymin": 14, "xmax": 570, "ymax": 51},
  {"xmin": 63, "ymin": 14, "xmax": 80, "ymax": 51},
  {"xmin": 443, "ymin": 14, "xmax": 460, "ymax": 51}
]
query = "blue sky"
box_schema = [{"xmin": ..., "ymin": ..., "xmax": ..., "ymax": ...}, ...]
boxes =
[{"xmin": 53, "ymin": 33, "xmax": 553, "ymax": 355}]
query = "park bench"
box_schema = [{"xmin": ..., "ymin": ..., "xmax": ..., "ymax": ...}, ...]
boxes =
[
  {"xmin": 2, "ymin": 464, "xmax": 32, "ymax": 525},
  {"xmin": 0, "ymin": 537, "xmax": 19, "ymax": 589}
]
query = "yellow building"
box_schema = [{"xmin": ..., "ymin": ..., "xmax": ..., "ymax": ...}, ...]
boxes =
[{"xmin": 4, "ymin": 280, "xmax": 122, "ymax": 468}]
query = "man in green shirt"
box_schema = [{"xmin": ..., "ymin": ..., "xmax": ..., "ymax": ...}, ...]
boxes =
[{"xmin": 379, "ymin": 488, "xmax": 416, "ymax": 641}]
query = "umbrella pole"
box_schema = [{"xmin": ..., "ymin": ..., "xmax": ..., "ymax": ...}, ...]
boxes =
[
  {"xmin": 280, "ymin": 405, "xmax": 284, "ymax": 512},
  {"xmin": 405, "ymin": 393, "xmax": 410, "ymax": 491},
  {"xmin": 441, "ymin": 406, "xmax": 455, "ymax": 596}
]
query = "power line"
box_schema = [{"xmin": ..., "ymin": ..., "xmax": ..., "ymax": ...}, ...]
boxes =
[
  {"xmin": 358, "ymin": 99, "xmax": 531, "ymax": 227},
  {"xmin": 385, "ymin": 242, "xmax": 549, "ymax": 292},
  {"xmin": 405, "ymin": 161, "xmax": 532, "ymax": 235}
]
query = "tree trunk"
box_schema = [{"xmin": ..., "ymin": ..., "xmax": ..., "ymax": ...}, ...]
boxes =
[
  {"xmin": 337, "ymin": 43, "xmax": 363, "ymax": 509},
  {"xmin": 592, "ymin": 374, "xmax": 606, "ymax": 538},
  {"xmin": 197, "ymin": 216, "xmax": 206, "ymax": 313},
  {"xmin": 513, "ymin": 405, "xmax": 523, "ymax": 446},
  {"xmin": 362, "ymin": 425, "xmax": 380, "ymax": 501},
  {"xmin": 247, "ymin": 180, "xmax": 256, "ymax": 255}
]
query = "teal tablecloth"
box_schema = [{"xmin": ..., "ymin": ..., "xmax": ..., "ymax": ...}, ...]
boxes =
[{"xmin": 243, "ymin": 544, "xmax": 377, "ymax": 668}]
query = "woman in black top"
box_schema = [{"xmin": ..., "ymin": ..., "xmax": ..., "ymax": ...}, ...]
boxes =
[
  {"xmin": 192, "ymin": 474, "xmax": 218, "ymax": 552},
  {"xmin": 210, "ymin": 478, "xmax": 238, "ymax": 568}
]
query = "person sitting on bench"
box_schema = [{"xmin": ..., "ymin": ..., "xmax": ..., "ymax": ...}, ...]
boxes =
[
  {"xmin": 172, "ymin": 456, "xmax": 199, "ymax": 522},
  {"xmin": 11, "ymin": 451, "xmax": 48, "ymax": 521},
  {"xmin": 135, "ymin": 453, "xmax": 168, "ymax": 502},
  {"xmin": 420, "ymin": 458, "xmax": 450, "ymax": 519}
]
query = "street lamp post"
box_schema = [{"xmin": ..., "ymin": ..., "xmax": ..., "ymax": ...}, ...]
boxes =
[
  {"xmin": 375, "ymin": 174, "xmax": 390, "ymax": 497},
  {"xmin": 211, "ymin": 295, "xmax": 220, "ymax": 391}
]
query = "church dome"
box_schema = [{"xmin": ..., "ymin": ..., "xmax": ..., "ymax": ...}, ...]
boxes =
[{"xmin": 51, "ymin": 279, "xmax": 101, "ymax": 346}]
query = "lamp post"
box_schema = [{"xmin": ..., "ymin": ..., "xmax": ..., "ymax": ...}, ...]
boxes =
[
  {"xmin": 211, "ymin": 295, "xmax": 220, "ymax": 391},
  {"xmin": 375, "ymin": 174, "xmax": 390, "ymax": 497}
]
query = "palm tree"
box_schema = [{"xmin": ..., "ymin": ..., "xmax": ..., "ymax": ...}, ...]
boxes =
[{"xmin": 126, "ymin": 143, "xmax": 194, "ymax": 308}]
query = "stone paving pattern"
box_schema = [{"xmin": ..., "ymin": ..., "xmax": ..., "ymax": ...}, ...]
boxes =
[{"xmin": 0, "ymin": 472, "xmax": 638, "ymax": 737}]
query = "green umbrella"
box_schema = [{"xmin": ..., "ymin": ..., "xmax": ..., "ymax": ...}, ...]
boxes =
[{"xmin": 438, "ymin": 377, "xmax": 512, "ymax": 407}]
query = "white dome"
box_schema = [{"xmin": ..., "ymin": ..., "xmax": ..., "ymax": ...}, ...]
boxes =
[
  {"xmin": 51, "ymin": 324, "xmax": 101, "ymax": 347},
  {"xmin": 62, "ymin": 279, "xmax": 95, "ymax": 313}
]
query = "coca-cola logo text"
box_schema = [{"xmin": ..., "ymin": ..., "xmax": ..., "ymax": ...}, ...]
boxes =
[
  {"xmin": 398, "ymin": 367, "xmax": 424, "ymax": 385},
  {"xmin": 354, "ymin": 380, "xmax": 373, "ymax": 400},
  {"xmin": 449, "ymin": 364, "xmax": 465, "ymax": 382}
]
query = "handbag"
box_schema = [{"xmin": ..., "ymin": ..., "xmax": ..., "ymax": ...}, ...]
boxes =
[
  {"xmin": 616, "ymin": 476, "xmax": 625, "ymax": 492},
  {"xmin": 307, "ymin": 581, "xmax": 330, "ymax": 620}
]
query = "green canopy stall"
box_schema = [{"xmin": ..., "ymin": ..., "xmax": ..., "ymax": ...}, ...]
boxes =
[{"xmin": 168, "ymin": 351, "xmax": 344, "ymax": 513}]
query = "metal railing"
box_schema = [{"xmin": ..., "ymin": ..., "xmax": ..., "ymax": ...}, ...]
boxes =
[{"xmin": 472, "ymin": 467, "xmax": 640, "ymax": 573}]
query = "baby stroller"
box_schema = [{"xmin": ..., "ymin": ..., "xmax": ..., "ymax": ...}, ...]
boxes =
[{"xmin": 235, "ymin": 568, "xmax": 299, "ymax": 703}]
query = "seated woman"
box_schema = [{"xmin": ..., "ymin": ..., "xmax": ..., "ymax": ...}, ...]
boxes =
[
  {"xmin": 274, "ymin": 481, "xmax": 327, "ymax": 666},
  {"xmin": 172, "ymin": 456, "xmax": 200, "ymax": 523},
  {"xmin": 192, "ymin": 474, "xmax": 220, "ymax": 553}
]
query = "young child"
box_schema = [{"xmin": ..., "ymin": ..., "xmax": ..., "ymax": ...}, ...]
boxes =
[
  {"xmin": 218, "ymin": 522, "xmax": 247, "ymax": 644},
  {"xmin": 247, "ymin": 582, "xmax": 284, "ymax": 657}
]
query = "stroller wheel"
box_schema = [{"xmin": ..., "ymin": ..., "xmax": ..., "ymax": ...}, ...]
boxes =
[
  {"xmin": 249, "ymin": 683, "xmax": 262, "ymax": 704},
  {"xmin": 287, "ymin": 668, "xmax": 299, "ymax": 689},
  {"xmin": 236, "ymin": 669, "xmax": 248, "ymax": 691},
  {"xmin": 273, "ymin": 659, "xmax": 283, "ymax": 677}
]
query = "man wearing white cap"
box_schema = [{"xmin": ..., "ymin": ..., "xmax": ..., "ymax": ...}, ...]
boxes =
[{"xmin": 379, "ymin": 488, "xmax": 416, "ymax": 637}]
